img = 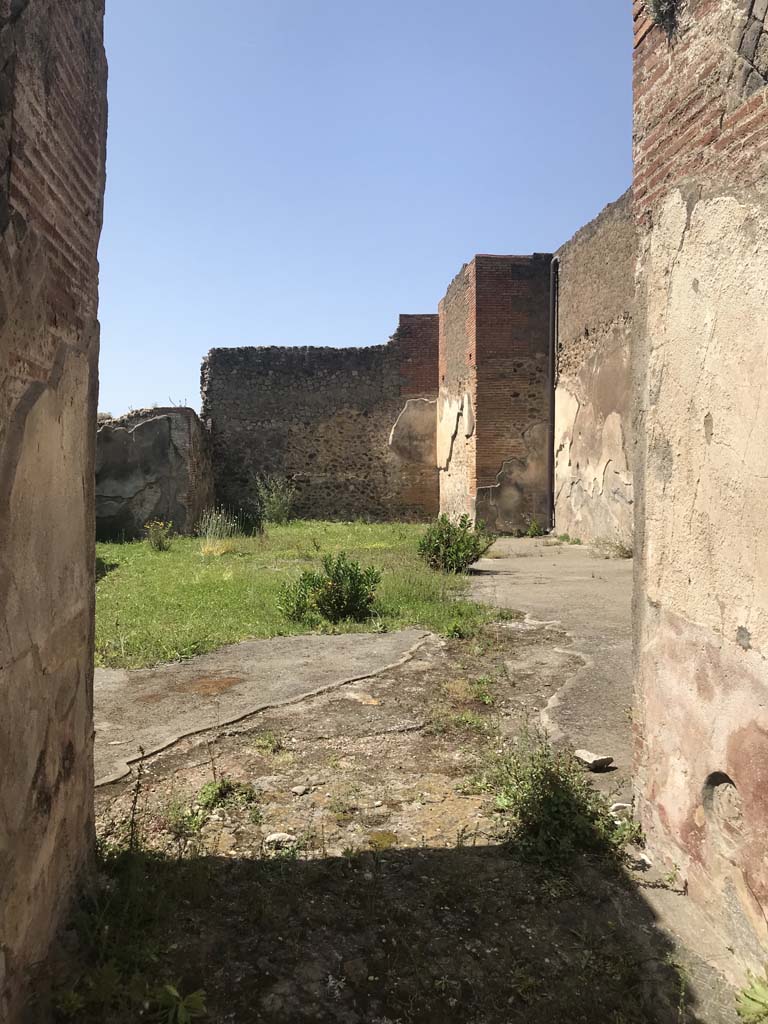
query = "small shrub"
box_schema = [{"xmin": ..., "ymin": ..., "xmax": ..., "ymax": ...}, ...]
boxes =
[
  {"xmin": 145, "ymin": 519, "xmax": 173, "ymax": 552},
  {"xmin": 470, "ymin": 675, "xmax": 496, "ymax": 706},
  {"xmin": 446, "ymin": 621, "xmax": 470, "ymax": 639},
  {"xmin": 418, "ymin": 514, "xmax": 493, "ymax": 574},
  {"xmin": 164, "ymin": 798, "xmax": 206, "ymax": 851},
  {"xmin": 475, "ymin": 730, "xmax": 641, "ymax": 868},
  {"xmin": 197, "ymin": 777, "xmax": 259, "ymax": 812},
  {"xmin": 279, "ymin": 552, "xmax": 381, "ymax": 624},
  {"xmin": 254, "ymin": 731, "xmax": 284, "ymax": 755},
  {"xmin": 279, "ymin": 573, "xmax": 317, "ymax": 623},
  {"xmin": 525, "ymin": 517, "xmax": 544, "ymax": 538},
  {"xmin": 256, "ymin": 474, "xmax": 297, "ymax": 524}
]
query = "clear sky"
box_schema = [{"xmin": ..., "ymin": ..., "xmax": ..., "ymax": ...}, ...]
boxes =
[{"xmin": 98, "ymin": 0, "xmax": 633, "ymax": 417}]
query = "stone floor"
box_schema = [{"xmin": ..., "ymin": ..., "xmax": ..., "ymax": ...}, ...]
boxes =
[{"xmin": 81, "ymin": 537, "xmax": 741, "ymax": 1023}]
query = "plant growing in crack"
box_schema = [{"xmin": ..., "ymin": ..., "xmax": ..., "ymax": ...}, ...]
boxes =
[{"xmin": 646, "ymin": 0, "xmax": 678, "ymax": 38}]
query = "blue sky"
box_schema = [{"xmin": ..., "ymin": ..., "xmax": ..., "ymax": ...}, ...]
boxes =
[{"xmin": 98, "ymin": 0, "xmax": 632, "ymax": 416}]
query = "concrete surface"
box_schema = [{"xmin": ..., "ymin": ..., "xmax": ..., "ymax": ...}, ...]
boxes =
[
  {"xmin": 94, "ymin": 629, "xmax": 429, "ymax": 786},
  {"xmin": 471, "ymin": 536, "xmax": 633, "ymax": 792},
  {"xmin": 471, "ymin": 536, "xmax": 743, "ymax": 1012}
]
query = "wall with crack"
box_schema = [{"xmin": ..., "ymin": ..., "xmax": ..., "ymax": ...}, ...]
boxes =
[
  {"xmin": 633, "ymin": 0, "xmax": 768, "ymax": 974},
  {"xmin": 438, "ymin": 255, "xmax": 551, "ymax": 532},
  {"xmin": 96, "ymin": 408, "xmax": 214, "ymax": 539},
  {"xmin": 437, "ymin": 261, "xmax": 477, "ymax": 521},
  {"xmin": 201, "ymin": 314, "xmax": 439, "ymax": 521},
  {"xmin": 554, "ymin": 191, "xmax": 637, "ymax": 546},
  {"xmin": 0, "ymin": 1, "xmax": 107, "ymax": 1019}
]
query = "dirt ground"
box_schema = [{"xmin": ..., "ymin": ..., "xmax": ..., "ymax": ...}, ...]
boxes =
[{"xmin": 85, "ymin": 609, "xmax": 738, "ymax": 1024}]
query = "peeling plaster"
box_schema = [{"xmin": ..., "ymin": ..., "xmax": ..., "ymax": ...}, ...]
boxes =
[
  {"xmin": 436, "ymin": 391, "xmax": 474, "ymax": 471},
  {"xmin": 387, "ymin": 398, "xmax": 437, "ymax": 467},
  {"xmin": 475, "ymin": 422, "xmax": 550, "ymax": 533}
]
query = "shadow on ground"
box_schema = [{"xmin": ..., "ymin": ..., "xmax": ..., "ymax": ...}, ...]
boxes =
[
  {"xmin": 95, "ymin": 556, "xmax": 118, "ymax": 582},
  {"xmin": 38, "ymin": 835, "xmax": 710, "ymax": 1023}
]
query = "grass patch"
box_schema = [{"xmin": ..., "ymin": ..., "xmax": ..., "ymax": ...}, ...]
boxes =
[
  {"xmin": 95, "ymin": 521, "xmax": 498, "ymax": 668},
  {"xmin": 427, "ymin": 709, "xmax": 488, "ymax": 736}
]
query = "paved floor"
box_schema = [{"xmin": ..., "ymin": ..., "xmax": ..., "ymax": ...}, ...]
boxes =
[
  {"xmin": 472, "ymin": 536, "xmax": 634, "ymax": 789},
  {"xmin": 94, "ymin": 629, "xmax": 429, "ymax": 785},
  {"xmin": 472, "ymin": 537, "xmax": 740, "ymax": 1018}
]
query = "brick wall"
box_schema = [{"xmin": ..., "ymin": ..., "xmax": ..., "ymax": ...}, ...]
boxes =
[
  {"xmin": 633, "ymin": 0, "xmax": 768, "ymax": 973},
  {"xmin": 438, "ymin": 254, "xmax": 552, "ymax": 533},
  {"xmin": 554, "ymin": 191, "xmax": 637, "ymax": 546},
  {"xmin": 201, "ymin": 315, "xmax": 439, "ymax": 521},
  {"xmin": 0, "ymin": 1, "xmax": 107, "ymax": 1018},
  {"xmin": 633, "ymin": 0, "xmax": 768, "ymax": 219}
]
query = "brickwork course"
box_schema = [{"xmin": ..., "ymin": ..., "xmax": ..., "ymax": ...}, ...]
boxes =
[{"xmin": 437, "ymin": 254, "xmax": 552, "ymax": 534}]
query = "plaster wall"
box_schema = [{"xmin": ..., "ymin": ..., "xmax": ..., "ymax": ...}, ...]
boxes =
[
  {"xmin": 96, "ymin": 408, "xmax": 214, "ymax": 540},
  {"xmin": 633, "ymin": 0, "xmax": 768, "ymax": 973},
  {"xmin": 437, "ymin": 261, "xmax": 477, "ymax": 522},
  {"xmin": 554, "ymin": 191, "xmax": 636, "ymax": 546},
  {"xmin": 0, "ymin": 1, "xmax": 107, "ymax": 1018}
]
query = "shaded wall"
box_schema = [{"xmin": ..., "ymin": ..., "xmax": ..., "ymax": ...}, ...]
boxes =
[
  {"xmin": 633, "ymin": 0, "xmax": 768, "ymax": 975},
  {"xmin": 554, "ymin": 191, "xmax": 637, "ymax": 546},
  {"xmin": 0, "ymin": 1, "xmax": 107, "ymax": 1018},
  {"xmin": 438, "ymin": 254, "xmax": 551, "ymax": 533},
  {"xmin": 201, "ymin": 315, "xmax": 439, "ymax": 521},
  {"xmin": 96, "ymin": 407, "xmax": 214, "ymax": 540}
]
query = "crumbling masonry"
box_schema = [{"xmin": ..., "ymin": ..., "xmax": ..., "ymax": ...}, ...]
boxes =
[
  {"xmin": 2, "ymin": 0, "xmax": 768, "ymax": 1016},
  {"xmin": 632, "ymin": 0, "xmax": 768, "ymax": 973},
  {"xmin": 0, "ymin": 0, "xmax": 107, "ymax": 1019}
]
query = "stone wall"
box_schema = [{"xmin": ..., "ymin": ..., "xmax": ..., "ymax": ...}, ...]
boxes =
[
  {"xmin": 438, "ymin": 254, "xmax": 552, "ymax": 533},
  {"xmin": 201, "ymin": 314, "xmax": 439, "ymax": 521},
  {"xmin": 96, "ymin": 407, "xmax": 214, "ymax": 540},
  {"xmin": 633, "ymin": 0, "xmax": 768, "ymax": 975},
  {"xmin": 554, "ymin": 191, "xmax": 637, "ymax": 546},
  {"xmin": 0, "ymin": 1, "xmax": 107, "ymax": 1019}
]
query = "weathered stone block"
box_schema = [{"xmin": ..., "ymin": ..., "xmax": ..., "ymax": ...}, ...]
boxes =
[{"xmin": 96, "ymin": 407, "xmax": 214, "ymax": 540}]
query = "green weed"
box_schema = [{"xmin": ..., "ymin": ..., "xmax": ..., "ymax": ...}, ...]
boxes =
[
  {"xmin": 475, "ymin": 729, "xmax": 642, "ymax": 869},
  {"xmin": 255, "ymin": 474, "xmax": 297, "ymax": 525},
  {"xmin": 254, "ymin": 731, "xmax": 284, "ymax": 755},
  {"xmin": 145, "ymin": 520, "xmax": 173, "ymax": 552},
  {"xmin": 737, "ymin": 972, "xmax": 768, "ymax": 1021},
  {"xmin": 418, "ymin": 514, "xmax": 493, "ymax": 574}
]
